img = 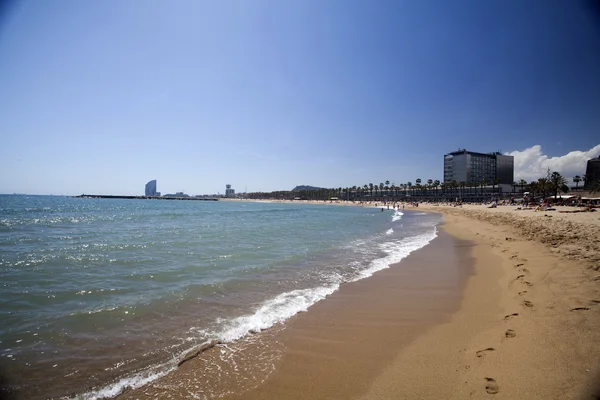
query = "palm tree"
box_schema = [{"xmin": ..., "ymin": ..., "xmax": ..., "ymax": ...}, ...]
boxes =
[
  {"xmin": 549, "ymin": 172, "xmax": 568, "ymax": 199},
  {"xmin": 407, "ymin": 182, "xmax": 413, "ymax": 196},
  {"xmin": 450, "ymin": 180, "xmax": 458, "ymax": 197},
  {"xmin": 537, "ymin": 178, "xmax": 550, "ymax": 199},
  {"xmin": 369, "ymin": 183, "xmax": 374, "ymax": 197},
  {"xmin": 459, "ymin": 181, "xmax": 466, "ymax": 199},
  {"xmin": 573, "ymin": 175, "xmax": 582, "ymax": 190},
  {"xmin": 433, "ymin": 180, "xmax": 440, "ymax": 198},
  {"xmin": 379, "ymin": 183, "xmax": 384, "ymax": 200},
  {"xmin": 529, "ymin": 181, "xmax": 538, "ymax": 200}
]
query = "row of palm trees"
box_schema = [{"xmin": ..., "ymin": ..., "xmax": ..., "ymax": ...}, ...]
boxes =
[{"xmin": 246, "ymin": 171, "xmax": 598, "ymax": 201}]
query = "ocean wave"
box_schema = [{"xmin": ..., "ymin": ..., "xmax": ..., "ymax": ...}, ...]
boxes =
[
  {"xmin": 392, "ymin": 210, "xmax": 403, "ymax": 221},
  {"xmin": 67, "ymin": 364, "xmax": 175, "ymax": 400},
  {"xmin": 71, "ymin": 221, "xmax": 439, "ymax": 400},
  {"xmin": 217, "ymin": 285, "xmax": 340, "ymax": 342},
  {"xmin": 353, "ymin": 226, "xmax": 437, "ymax": 281}
]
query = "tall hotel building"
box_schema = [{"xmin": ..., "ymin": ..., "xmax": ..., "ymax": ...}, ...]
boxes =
[
  {"xmin": 444, "ymin": 149, "xmax": 514, "ymax": 185},
  {"xmin": 145, "ymin": 180, "xmax": 159, "ymax": 196},
  {"xmin": 584, "ymin": 156, "xmax": 600, "ymax": 189}
]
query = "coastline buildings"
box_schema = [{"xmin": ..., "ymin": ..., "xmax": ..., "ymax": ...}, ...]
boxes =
[
  {"xmin": 145, "ymin": 180, "xmax": 160, "ymax": 196},
  {"xmin": 225, "ymin": 184, "xmax": 235, "ymax": 198},
  {"xmin": 163, "ymin": 192, "xmax": 189, "ymax": 198},
  {"xmin": 444, "ymin": 149, "xmax": 514, "ymax": 186},
  {"xmin": 584, "ymin": 156, "xmax": 600, "ymax": 189}
]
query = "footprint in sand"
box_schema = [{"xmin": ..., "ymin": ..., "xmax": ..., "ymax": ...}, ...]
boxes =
[
  {"xmin": 476, "ymin": 348, "xmax": 496, "ymax": 358},
  {"xmin": 523, "ymin": 281, "xmax": 533, "ymax": 287},
  {"xmin": 504, "ymin": 313, "xmax": 519, "ymax": 320},
  {"xmin": 509, "ymin": 255, "xmax": 528, "ymax": 263},
  {"xmin": 485, "ymin": 377, "xmax": 499, "ymax": 394},
  {"xmin": 521, "ymin": 268, "xmax": 530, "ymax": 273},
  {"xmin": 514, "ymin": 274, "xmax": 525, "ymax": 281},
  {"xmin": 522, "ymin": 300, "xmax": 533, "ymax": 308},
  {"xmin": 515, "ymin": 263, "xmax": 525, "ymax": 268},
  {"xmin": 505, "ymin": 329, "xmax": 516, "ymax": 338},
  {"xmin": 570, "ymin": 307, "xmax": 590, "ymax": 311}
]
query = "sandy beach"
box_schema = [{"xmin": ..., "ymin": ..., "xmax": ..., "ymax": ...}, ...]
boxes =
[
  {"xmin": 117, "ymin": 202, "xmax": 600, "ymax": 399},
  {"xmin": 361, "ymin": 204, "xmax": 600, "ymax": 399}
]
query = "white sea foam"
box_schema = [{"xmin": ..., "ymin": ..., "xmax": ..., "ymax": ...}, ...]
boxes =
[
  {"xmin": 386, "ymin": 228, "xmax": 394, "ymax": 235},
  {"xmin": 75, "ymin": 223, "xmax": 439, "ymax": 400},
  {"xmin": 392, "ymin": 210, "xmax": 404, "ymax": 221},
  {"xmin": 217, "ymin": 285, "xmax": 340, "ymax": 343},
  {"xmin": 353, "ymin": 226, "xmax": 437, "ymax": 281},
  {"xmin": 69, "ymin": 365, "xmax": 174, "ymax": 400},
  {"xmin": 75, "ymin": 285, "xmax": 341, "ymax": 399},
  {"xmin": 208, "ymin": 226, "xmax": 438, "ymax": 344}
]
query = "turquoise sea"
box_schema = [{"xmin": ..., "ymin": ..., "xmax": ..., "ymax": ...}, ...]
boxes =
[{"xmin": 0, "ymin": 195, "xmax": 441, "ymax": 399}]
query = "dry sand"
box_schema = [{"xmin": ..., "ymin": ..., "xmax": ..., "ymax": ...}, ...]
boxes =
[
  {"xmin": 359, "ymin": 204, "xmax": 600, "ymax": 399},
  {"xmin": 117, "ymin": 203, "xmax": 600, "ymax": 399}
]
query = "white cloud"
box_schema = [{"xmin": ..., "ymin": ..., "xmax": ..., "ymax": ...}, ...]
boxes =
[{"xmin": 507, "ymin": 144, "xmax": 600, "ymax": 183}]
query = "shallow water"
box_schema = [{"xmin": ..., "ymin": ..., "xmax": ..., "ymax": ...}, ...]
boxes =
[{"xmin": 0, "ymin": 196, "xmax": 440, "ymax": 399}]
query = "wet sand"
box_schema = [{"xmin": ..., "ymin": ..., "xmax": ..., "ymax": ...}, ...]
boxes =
[
  {"xmin": 235, "ymin": 230, "xmax": 472, "ymax": 400},
  {"xmin": 117, "ymin": 226, "xmax": 474, "ymax": 399},
  {"xmin": 361, "ymin": 209, "xmax": 600, "ymax": 399},
  {"xmin": 118, "ymin": 205, "xmax": 600, "ymax": 399}
]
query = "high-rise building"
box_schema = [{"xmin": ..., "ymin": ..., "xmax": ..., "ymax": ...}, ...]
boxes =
[
  {"xmin": 444, "ymin": 149, "xmax": 514, "ymax": 185},
  {"xmin": 225, "ymin": 184, "xmax": 235, "ymax": 198},
  {"xmin": 145, "ymin": 180, "xmax": 159, "ymax": 196},
  {"xmin": 584, "ymin": 156, "xmax": 600, "ymax": 189}
]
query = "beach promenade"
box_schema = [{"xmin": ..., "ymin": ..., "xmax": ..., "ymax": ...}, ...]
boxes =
[{"xmin": 118, "ymin": 202, "xmax": 600, "ymax": 399}]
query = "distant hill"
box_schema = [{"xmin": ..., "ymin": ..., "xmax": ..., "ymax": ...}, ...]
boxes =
[{"xmin": 292, "ymin": 185, "xmax": 324, "ymax": 191}]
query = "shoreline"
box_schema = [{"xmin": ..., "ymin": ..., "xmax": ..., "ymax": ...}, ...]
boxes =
[
  {"xmin": 115, "ymin": 204, "xmax": 600, "ymax": 399},
  {"xmin": 231, "ymin": 229, "xmax": 473, "ymax": 400},
  {"xmin": 117, "ymin": 221, "xmax": 472, "ymax": 400},
  {"xmin": 360, "ymin": 207, "xmax": 600, "ymax": 399}
]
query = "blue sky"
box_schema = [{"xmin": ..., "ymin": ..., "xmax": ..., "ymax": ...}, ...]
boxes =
[{"xmin": 1, "ymin": 1, "xmax": 599, "ymax": 195}]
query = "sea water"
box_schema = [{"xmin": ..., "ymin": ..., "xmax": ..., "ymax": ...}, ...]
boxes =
[{"xmin": 0, "ymin": 195, "xmax": 441, "ymax": 399}]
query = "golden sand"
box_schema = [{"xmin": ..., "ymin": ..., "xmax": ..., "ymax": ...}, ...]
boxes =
[
  {"xmin": 118, "ymin": 202, "xmax": 600, "ymax": 399},
  {"xmin": 360, "ymin": 204, "xmax": 600, "ymax": 399}
]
